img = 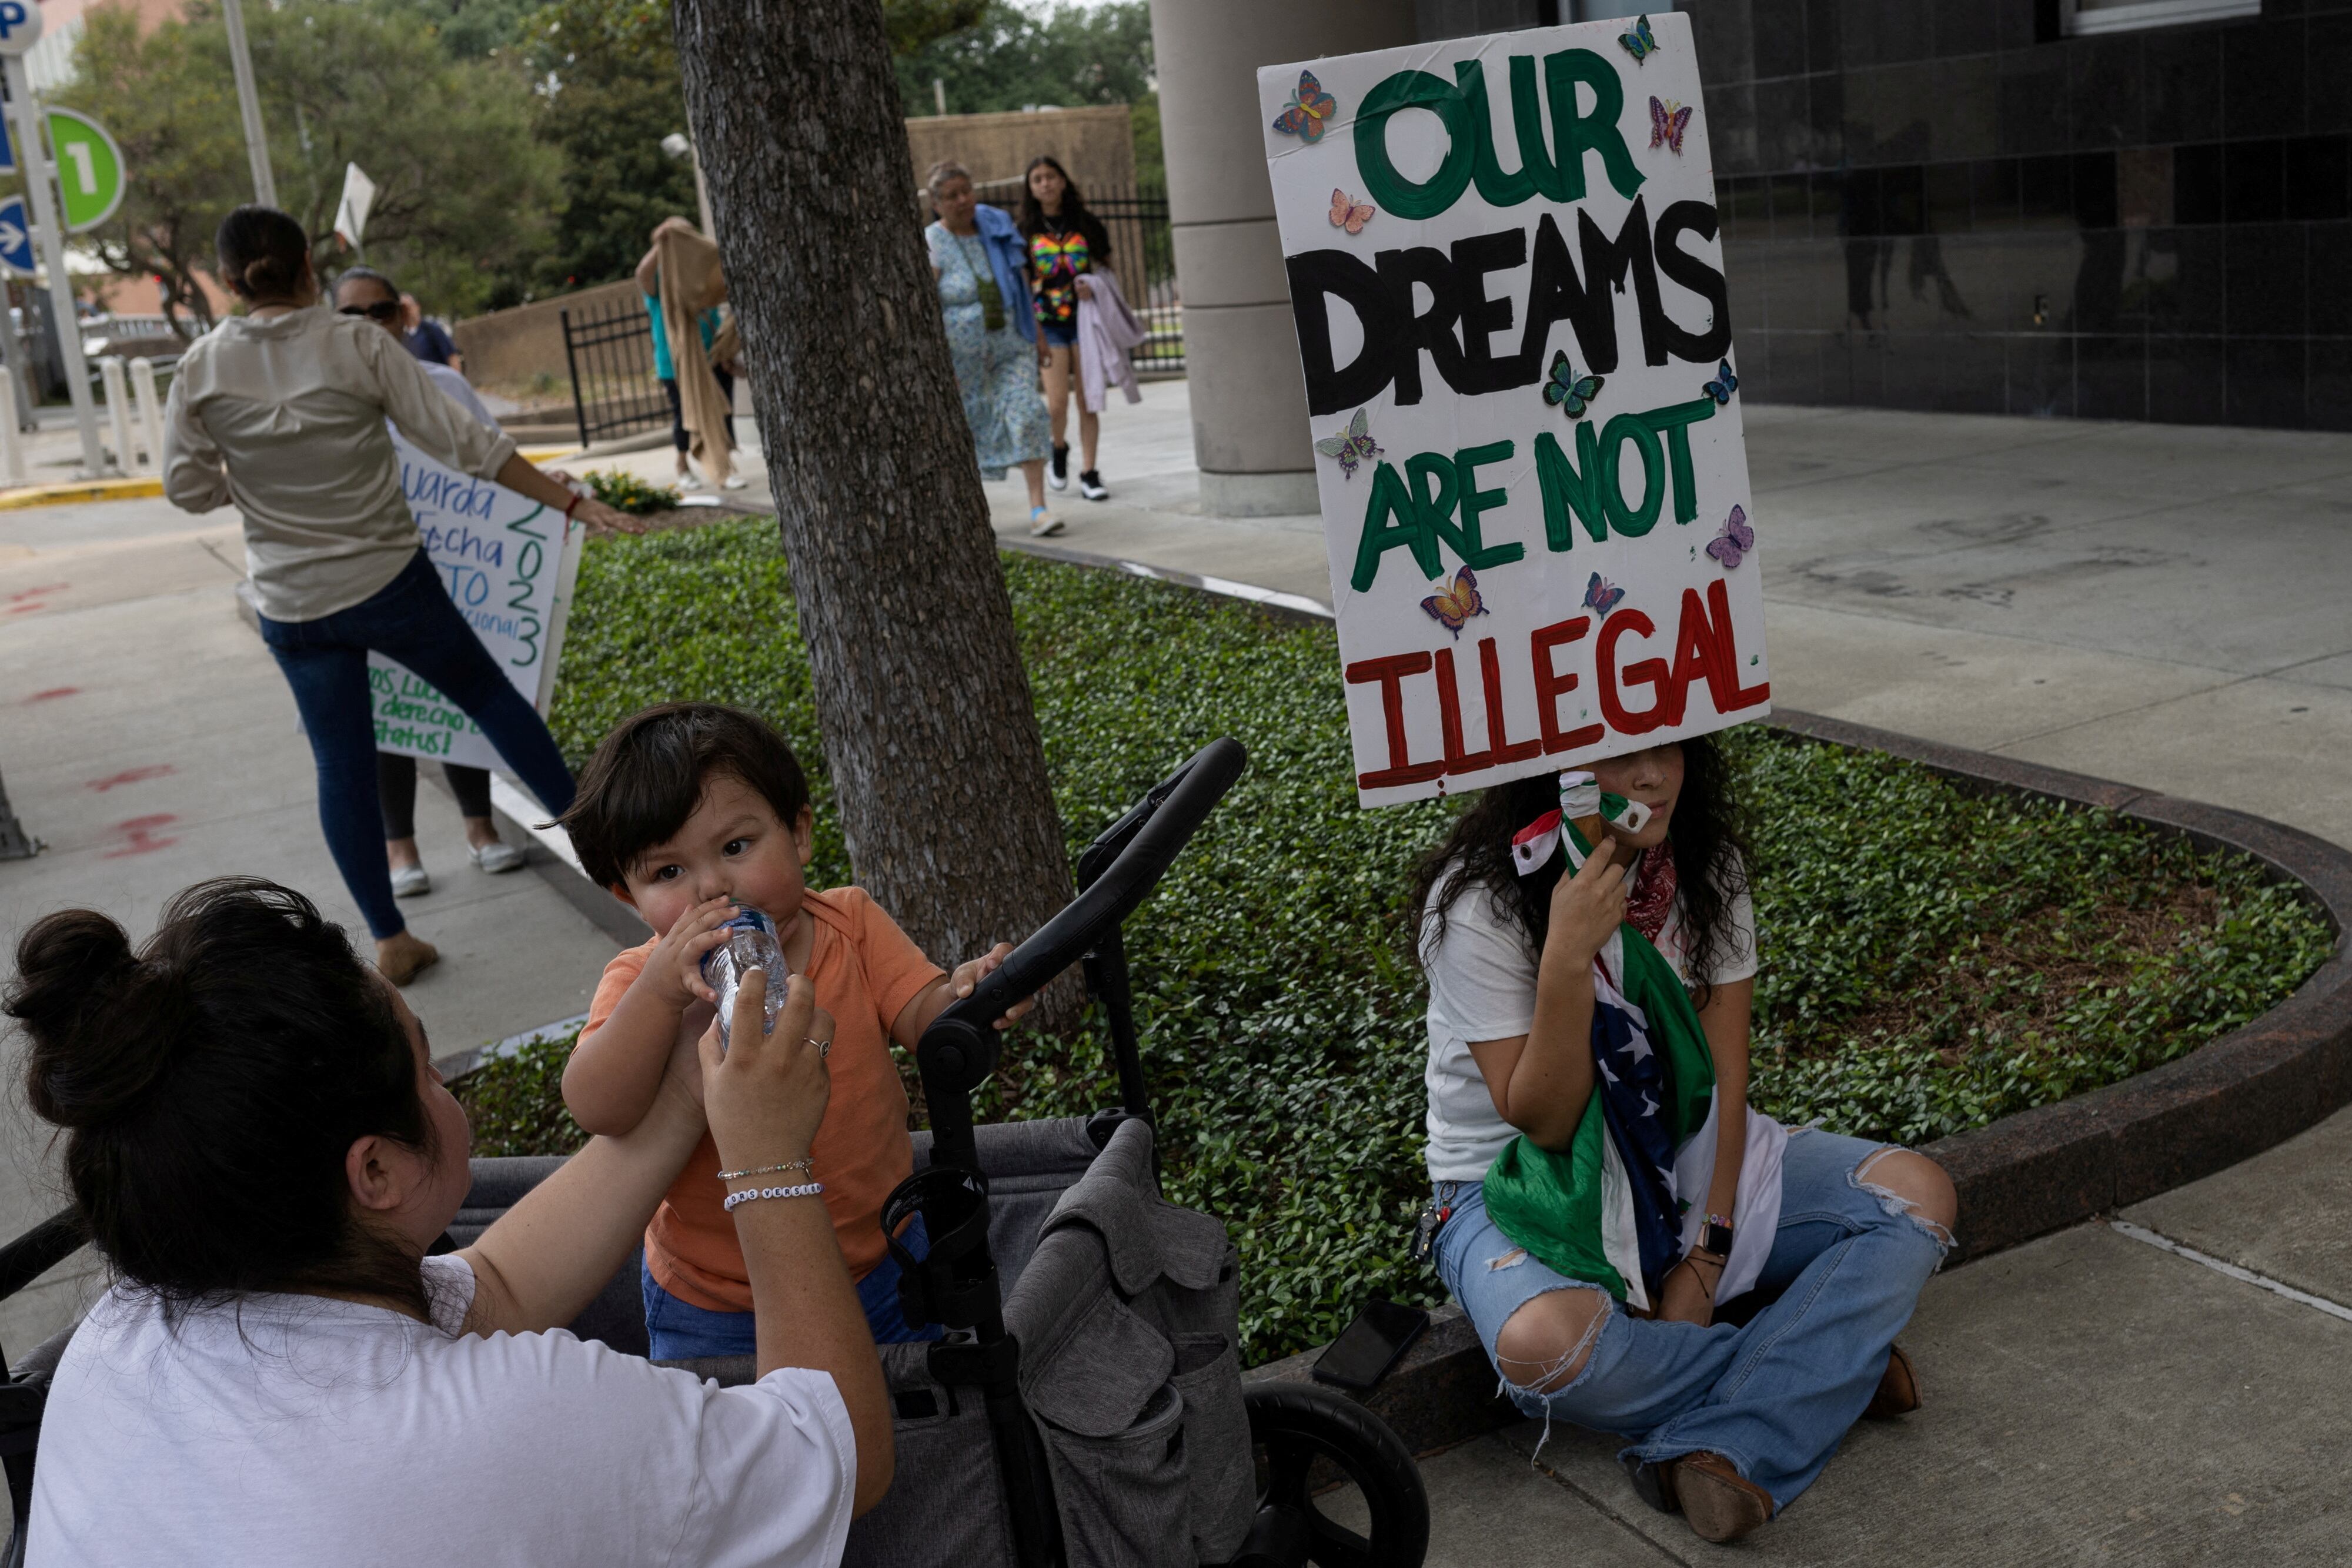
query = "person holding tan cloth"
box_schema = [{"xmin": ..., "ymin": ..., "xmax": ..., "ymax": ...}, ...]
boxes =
[{"xmin": 635, "ymin": 217, "xmax": 744, "ymax": 492}]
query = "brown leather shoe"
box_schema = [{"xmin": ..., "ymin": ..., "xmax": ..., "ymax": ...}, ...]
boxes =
[
  {"xmin": 1864, "ymin": 1341, "xmax": 1920, "ymax": 1419},
  {"xmin": 1673, "ymin": 1451, "xmax": 1775, "ymax": 1543}
]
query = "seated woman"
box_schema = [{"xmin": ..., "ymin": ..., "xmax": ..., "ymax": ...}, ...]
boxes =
[
  {"xmin": 5, "ymin": 877, "xmax": 890, "ymax": 1565},
  {"xmin": 1412, "ymin": 740, "xmax": 1956, "ymax": 1544}
]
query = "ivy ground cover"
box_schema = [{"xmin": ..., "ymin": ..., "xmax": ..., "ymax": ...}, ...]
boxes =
[{"xmin": 456, "ymin": 517, "xmax": 2334, "ymax": 1363}]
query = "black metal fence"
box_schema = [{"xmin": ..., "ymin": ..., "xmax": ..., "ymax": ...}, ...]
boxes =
[{"xmin": 560, "ymin": 297, "xmax": 673, "ymax": 447}]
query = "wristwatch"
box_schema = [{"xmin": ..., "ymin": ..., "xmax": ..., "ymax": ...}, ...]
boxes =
[{"xmin": 1699, "ymin": 1213, "xmax": 1735, "ymax": 1257}]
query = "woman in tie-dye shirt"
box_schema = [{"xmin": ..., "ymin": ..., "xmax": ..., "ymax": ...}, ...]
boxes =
[{"xmin": 1019, "ymin": 156, "xmax": 1116, "ymax": 503}]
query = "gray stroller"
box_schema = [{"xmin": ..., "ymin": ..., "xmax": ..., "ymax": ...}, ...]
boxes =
[{"xmin": 0, "ymin": 738, "xmax": 1429, "ymax": 1567}]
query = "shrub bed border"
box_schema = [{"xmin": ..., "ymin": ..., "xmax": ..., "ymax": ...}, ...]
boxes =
[
  {"xmin": 485, "ymin": 537, "xmax": 2352, "ymax": 1454},
  {"xmin": 986, "ymin": 541, "xmax": 2352, "ymax": 1450}
]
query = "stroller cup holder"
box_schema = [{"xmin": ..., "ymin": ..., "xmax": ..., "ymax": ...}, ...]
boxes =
[{"xmin": 884, "ymin": 1165, "xmax": 997, "ymax": 1332}]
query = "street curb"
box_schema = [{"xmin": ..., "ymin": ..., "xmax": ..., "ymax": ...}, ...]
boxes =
[{"xmin": 0, "ymin": 474, "xmax": 163, "ymax": 510}]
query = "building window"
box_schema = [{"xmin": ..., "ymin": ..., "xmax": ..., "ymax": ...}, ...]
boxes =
[{"xmin": 2064, "ymin": 0, "xmax": 2260, "ymax": 36}]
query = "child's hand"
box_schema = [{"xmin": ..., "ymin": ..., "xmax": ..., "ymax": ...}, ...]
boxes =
[
  {"xmin": 700, "ymin": 968, "xmax": 833, "ymax": 1172},
  {"xmin": 950, "ymin": 942, "xmax": 1035, "ymax": 1029},
  {"xmin": 650, "ymin": 895, "xmax": 739, "ymax": 1010}
]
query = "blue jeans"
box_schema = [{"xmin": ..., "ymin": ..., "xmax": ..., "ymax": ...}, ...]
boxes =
[
  {"xmin": 256, "ymin": 551, "xmax": 576, "ymax": 940},
  {"xmin": 1436, "ymin": 1129, "xmax": 1949, "ymax": 1511},
  {"xmin": 641, "ymin": 1213, "xmax": 943, "ymax": 1359}
]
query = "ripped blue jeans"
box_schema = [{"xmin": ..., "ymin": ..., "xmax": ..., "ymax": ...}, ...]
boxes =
[{"xmin": 1435, "ymin": 1128, "xmax": 1949, "ymax": 1512}]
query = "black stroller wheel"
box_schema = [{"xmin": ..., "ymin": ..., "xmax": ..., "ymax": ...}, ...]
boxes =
[{"xmin": 1230, "ymin": 1383, "xmax": 1428, "ymax": 1568}]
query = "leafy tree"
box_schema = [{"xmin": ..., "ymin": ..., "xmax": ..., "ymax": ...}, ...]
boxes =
[
  {"xmin": 512, "ymin": 0, "xmax": 700, "ymax": 297},
  {"xmin": 673, "ymin": 0, "xmax": 1084, "ymax": 1026},
  {"xmin": 893, "ymin": 2, "xmax": 1153, "ymax": 119},
  {"xmin": 56, "ymin": 1, "xmax": 557, "ymax": 328},
  {"xmin": 374, "ymin": 0, "xmax": 544, "ymax": 60}
]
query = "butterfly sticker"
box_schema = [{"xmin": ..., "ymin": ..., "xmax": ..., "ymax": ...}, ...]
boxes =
[
  {"xmin": 1314, "ymin": 407, "xmax": 1384, "ymax": 480},
  {"xmin": 1272, "ymin": 70, "xmax": 1338, "ymax": 144},
  {"xmin": 1619, "ymin": 14, "xmax": 1658, "ymax": 63},
  {"xmin": 1706, "ymin": 505, "xmax": 1755, "ymax": 569},
  {"xmin": 1583, "ymin": 573, "xmax": 1625, "ymax": 617},
  {"xmin": 1542, "ymin": 350, "xmax": 1605, "ymax": 420},
  {"xmin": 1649, "ymin": 96, "xmax": 1692, "ymax": 155},
  {"xmin": 1329, "ymin": 189, "xmax": 1376, "ymax": 235},
  {"xmin": 1421, "ymin": 567, "xmax": 1489, "ymax": 639},
  {"xmin": 1702, "ymin": 358, "xmax": 1740, "ymax": 404}
]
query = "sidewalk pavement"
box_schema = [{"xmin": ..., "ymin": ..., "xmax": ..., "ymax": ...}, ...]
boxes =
[
  {"xmin": 0, "ymin": 491, "xmax": 627, "ymax": 1358},
  {"xmin": 984, "ymin": 380, "xmax": 2352, "ymax": 854},
  {"xmin": 979, "ymin": 383, "xmax": 2352, "ymax": 1564}
]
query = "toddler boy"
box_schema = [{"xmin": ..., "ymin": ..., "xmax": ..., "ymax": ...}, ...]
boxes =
[{"xmin": 558, "ymin": 701, "xmax": 1025, "ymax": 1356}]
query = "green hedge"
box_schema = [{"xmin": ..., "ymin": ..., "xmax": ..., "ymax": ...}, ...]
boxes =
[{"xmin": 459, "ymin": 517, "xmax": 2332, "ymax": 1365}]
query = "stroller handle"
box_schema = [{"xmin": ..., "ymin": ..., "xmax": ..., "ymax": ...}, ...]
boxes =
[{"xmin": 936, "ymin": 736, "xmax": 1247, "ymax": 1030}]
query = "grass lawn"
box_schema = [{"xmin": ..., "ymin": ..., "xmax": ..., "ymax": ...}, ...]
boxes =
[{"xmin": 457, "ymin": 517, "xmax": 2335, "ymax": 1364}]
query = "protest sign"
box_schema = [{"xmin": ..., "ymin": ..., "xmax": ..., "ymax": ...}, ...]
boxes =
[
  {"xmin": 1262, "ymin": 12, "xmax": 1768, "ymax": 807},
  {"xmin": 369, "ymin": 433, "xmax": 580, "ymax": 773}
]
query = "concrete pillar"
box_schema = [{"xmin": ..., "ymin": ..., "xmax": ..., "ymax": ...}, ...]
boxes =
[{"xmin": 1148, "ymin": 0, "xmax": 1416, "ymax": 517}]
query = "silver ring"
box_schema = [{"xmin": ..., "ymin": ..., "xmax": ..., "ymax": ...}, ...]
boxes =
[{"xmin": 808, "ymin": 1037, "xmax": 830, "ymax": 1058}]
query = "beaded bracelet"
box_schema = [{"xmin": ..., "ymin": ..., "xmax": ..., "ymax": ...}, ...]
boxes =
[
  {"xmin": 717, "ymin": 1158, "xmax": 815, "ymax": 1182},
  {"xmin": 723, "ymin": 1182, "xmax": 824, "ymax": 1212}
]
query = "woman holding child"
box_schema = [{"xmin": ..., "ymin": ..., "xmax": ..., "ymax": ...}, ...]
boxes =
[
  {"xmin": 1414, "ymin": 740, "xmax": 1956, "ymax": 1544},
  {"xmin": 7, "ymin": 877, "xmax": 889, "ymax": 1562}
]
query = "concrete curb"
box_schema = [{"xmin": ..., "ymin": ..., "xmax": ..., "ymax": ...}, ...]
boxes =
[{"xmin": 1768, "ymin": 710, "xmax": 2352, "ymax": 1265}]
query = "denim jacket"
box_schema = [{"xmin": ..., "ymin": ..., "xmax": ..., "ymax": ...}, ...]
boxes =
[{"xmin": 973, "ymin": 203, "xmax": 1038, "ymax": 345}]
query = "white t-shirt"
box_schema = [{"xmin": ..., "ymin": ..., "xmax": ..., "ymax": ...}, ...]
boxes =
[
  {"xmin": 29, "ymin": 1255, "xmax": 857, "ymax": 1568},
  {"xmin": 1419, "ymin": 852, "xmax": 1758, "ymax": 1183}
]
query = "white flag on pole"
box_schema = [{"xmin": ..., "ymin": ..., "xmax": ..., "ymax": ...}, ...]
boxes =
[{"xmin": 333, "ymin": 162, "xmax": 376, "ymax": 249}]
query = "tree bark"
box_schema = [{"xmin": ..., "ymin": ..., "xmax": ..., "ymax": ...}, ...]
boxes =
[{"xmin": 671, "ymin": 0, "xmax": 1080, "ymax": 1025}]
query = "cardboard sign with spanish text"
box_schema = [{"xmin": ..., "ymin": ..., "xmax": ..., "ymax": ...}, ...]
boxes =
[
  {"xmin": 369, "ymin": 433, "xmax": 581, "ymax": 773},
  {"xmin": 1261, "ymin": 12, "xmax": 1768, "ymax": 807}
]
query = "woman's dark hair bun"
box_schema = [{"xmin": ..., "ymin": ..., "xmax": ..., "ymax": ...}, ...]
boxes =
[
  {"xmin": 215, "ymin": 205, "xmax": 312, "ymax": 302},
  {"xmin": 6, "ymin": 909, "xmax": 169, "ymax": 1129},
  {"xmin": 5, "ymin": 878, "xmax": 437, "ymax": 1313}
]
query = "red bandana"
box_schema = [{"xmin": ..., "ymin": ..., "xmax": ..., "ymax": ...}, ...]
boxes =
[{"xmin": 1623, "ymin": 840, "xmax": 1679, "ymax": 944}]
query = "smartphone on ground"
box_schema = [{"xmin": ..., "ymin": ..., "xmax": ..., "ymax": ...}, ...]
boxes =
[{"xmin": 1312, "ymin": 1298, "xmax": 1431, "ymax": 1391}]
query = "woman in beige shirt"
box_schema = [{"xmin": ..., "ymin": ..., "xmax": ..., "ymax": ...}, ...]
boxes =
[{"xmin": 163, "ymin": 206, "xmax": 639, "ymax": 984}]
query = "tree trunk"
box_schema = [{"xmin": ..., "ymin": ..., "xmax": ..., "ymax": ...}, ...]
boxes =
[{"xmin": 671, "ymin": 0, "xmax": 1080, "ymax": 1027}]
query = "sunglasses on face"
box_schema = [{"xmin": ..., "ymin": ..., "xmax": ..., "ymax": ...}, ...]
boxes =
[{"xmin": 338, "ymin": 300, "xmax": 402, "ymax": 322}]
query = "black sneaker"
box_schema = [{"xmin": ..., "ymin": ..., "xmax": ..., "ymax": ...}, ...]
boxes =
[
  {"xmin": 1048, "ymin": 444, "xmax": 1070, "ymax": 491},
  {"xmin": 1078, "ymin": 469, "xmax": 1109, "ymax": 501}
]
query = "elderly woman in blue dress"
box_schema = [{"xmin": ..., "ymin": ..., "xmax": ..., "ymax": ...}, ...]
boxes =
[{"xmin": 924, "ymin": 161, "xmax": 1060, "ymax": 537}]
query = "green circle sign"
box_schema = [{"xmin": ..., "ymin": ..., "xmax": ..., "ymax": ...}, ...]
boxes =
[{"xmin": 48, "ymin": 108, "xmax": 123, "ymax": 233}]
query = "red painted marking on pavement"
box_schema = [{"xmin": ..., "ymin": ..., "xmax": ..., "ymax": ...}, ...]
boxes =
[
  {"xmin": 87, "ymin": 765, "xmax": 174, "ymax": 793},
  {"xmin": 4, "ymin": 584, "xmax": 66, "ymax": 614},
  {"xmin": 23, "ymin": 687, "xmax": 79, "ymax": 704},
  {"xmin": 103, "ymin": 815, "xmax": 179, "ymax": 858}
]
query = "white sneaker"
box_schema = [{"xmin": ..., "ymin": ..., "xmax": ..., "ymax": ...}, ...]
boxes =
[
  {"xmin": 390, "ymin": 864, "xmax": 432, "ymax": 897},
  {"xmin": 721, "ymin": 473, "xmax": 749, "ymax": 490},
  {"xmin": 1029, "ymin": 506, "xmax": 1064, "ymax": 537},
  {"xmin": 679, "ymin": 473, "xmax": 707, "ymax": 492},
  {"xmin": 469, "ymin": 840, "xmax": 526, "ymax": 874}
]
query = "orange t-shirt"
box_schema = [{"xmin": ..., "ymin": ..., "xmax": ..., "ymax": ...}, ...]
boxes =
[{"xmin": 577, "ymin": 885, "xmax": 944, "ymax": 1313}]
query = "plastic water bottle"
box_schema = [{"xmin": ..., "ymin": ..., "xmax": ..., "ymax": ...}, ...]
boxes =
[{"xmin": 702, "ymin": 905, "xmax": 789, "ymax": 1049}]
